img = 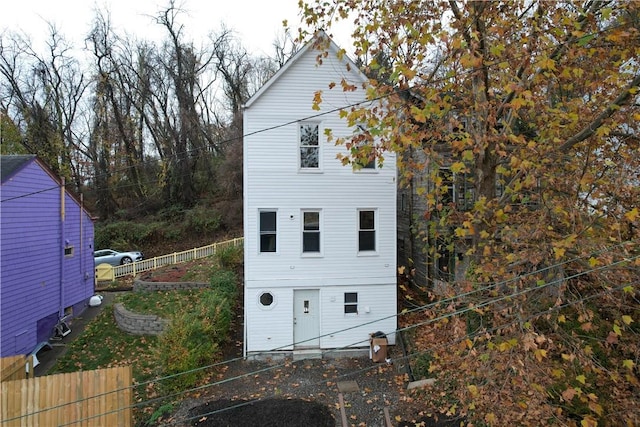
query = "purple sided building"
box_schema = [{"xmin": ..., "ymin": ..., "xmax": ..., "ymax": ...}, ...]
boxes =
[{"xmin": 1, "ymin": 155, "xmax": 95, "ymax": 357}]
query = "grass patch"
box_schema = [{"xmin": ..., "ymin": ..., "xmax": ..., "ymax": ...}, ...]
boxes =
[
  {"xmin": 50, "ymin": 301, "xmax": 159, "ymax": 379},
  {"xmin": 50, "ymin": 264, "xmax": 240, "ymax": 425},
  {"xmin": 117, "ymin": 289, "xmax": 208, "ymax": 317}
]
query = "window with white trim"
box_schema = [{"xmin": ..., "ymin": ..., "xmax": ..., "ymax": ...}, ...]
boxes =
[
  {"xmin": 302, "ymin": 210, "xmax": 321, "ymax": 253},
  {"xmin": 344, "ymin": 292, "xmax": 358, "ymax": 314},
  {"xmin": 259, "ymin": 292, "xmax": 274, "ymax": 307},
  {"xmin": 299, "ymin": 122, "xmax": 319, "ymax": 169},
  {"xmin": 358, "ymin": 209, "xmax": 376, "ymax": 252},
  {"xmin": 259, "ymin": 211, "xmax": 277, "ymax": 253}
]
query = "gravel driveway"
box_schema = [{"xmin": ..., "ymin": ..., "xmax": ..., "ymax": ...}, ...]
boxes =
[{"xmin": 167, "ymin": 354, "xmax": 409, "ymax": 427}]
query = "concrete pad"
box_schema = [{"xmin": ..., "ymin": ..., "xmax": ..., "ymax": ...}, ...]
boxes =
[
  {"xmin": 337, "ymin": 380, "xmax": 359, "ymax": 393},
  {"xmin": 292, "ymin": 349, "xmax": 323, "ymax": 361},
  {"xmin": 407, "ymin": 378, "xmax": 436, "ymax": 390}
]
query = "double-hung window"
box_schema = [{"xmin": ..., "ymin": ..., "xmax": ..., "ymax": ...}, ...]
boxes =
[
  {"xmin": 299, "ymin": 122, "xmax": 320, "ymax": 169},
  {"xmin": 302, "ymin": 210, "xmax": 321, "ymax": 254},
  {"xmin": 259, "ymin": 211, "xmax": 277, "ymax": 253},
  {"xmin": 358, "ymin": 209, "xmax": 376, "ymax": 252},
  {"xmin": 344, "ymin": 292, "xmax": 358, "ymax": 314}
]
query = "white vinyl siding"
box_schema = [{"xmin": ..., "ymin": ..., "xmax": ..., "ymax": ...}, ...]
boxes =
[
  {"xmin": 244, "ymin": 284, "xmax": 397, "ymax": 353},
  {"xmin": 243, "ymin": 34, "xmax": 397, "ymax": 355}
]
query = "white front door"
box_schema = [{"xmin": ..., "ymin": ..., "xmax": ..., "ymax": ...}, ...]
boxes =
[{"xmin": 293, "ymin": 289, "xmax": 320, "ymax": 349}]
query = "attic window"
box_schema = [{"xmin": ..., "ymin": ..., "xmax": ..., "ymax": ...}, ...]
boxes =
[
  {"xmin": 299, "ymin": 122, "xmax": 320, "ymax": 169},
  {"xmin": 64, "ymin": 246, "xmax": 74, "ymax": 257}
]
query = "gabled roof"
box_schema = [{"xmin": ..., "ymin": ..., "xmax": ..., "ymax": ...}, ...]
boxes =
[
  {"xmin": 1, "ymin": 155, "xmax": 37, "ymax": 183},
  {"xmin": 243, "ymin": 30, "xmax": 368, "ymax": 109},
  {"xmin": 1, "ymin": 154, "xmax": 95, "ymax": 219}
]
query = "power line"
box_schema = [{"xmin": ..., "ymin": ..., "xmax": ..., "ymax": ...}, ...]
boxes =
[
  {"xmin": 56, "ymin": 256, "xmax": 639, "ymax": 426},
  {"xmin": 176, "ymin": 280, "xmax": 637, "ymax": 426},
  {"xmin": 11, "ymin": 243, "xmax": 635, "ymax": 425},
  {"xmin": 3, "ymin": 18, "xmax": 634, "ymax": 202}
]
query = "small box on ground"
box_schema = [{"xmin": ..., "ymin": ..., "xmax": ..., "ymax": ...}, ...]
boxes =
[{"xmin": 369, "ymin": 332, "xmax": 388, "ymax": 363}]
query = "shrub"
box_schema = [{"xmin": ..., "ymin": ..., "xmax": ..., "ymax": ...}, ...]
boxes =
[
  {"xmin": 185, "ymin": 206, "xmax": 222, "ymax": 234},
  {"xmin": 94, "ymin": 220, "xmax": 164, "ymax": 249},
  {"xmin": 157, "ymin": 270, "xmax": 238, "ymax": 393},
  {"xmin": 216, "ymin": 245, "xmax": 243, "ymax": 270},
  {"xmin": 209, "ymin": 269, "xmax": 238, "ymax": 299}
]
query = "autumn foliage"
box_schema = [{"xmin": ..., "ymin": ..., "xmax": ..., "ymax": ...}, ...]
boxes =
[{"xmin": 300, "ymin": 0, "xmax": 639, "ymax": 425}]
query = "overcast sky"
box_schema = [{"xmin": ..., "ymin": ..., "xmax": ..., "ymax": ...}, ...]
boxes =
[{"xmin": 0, "ymin": 0, "xmax": 352, "ymax": 57}]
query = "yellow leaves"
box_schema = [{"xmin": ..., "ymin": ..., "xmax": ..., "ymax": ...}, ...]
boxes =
[
  {"xmin": 622, "ymin": 359, "xmax": 634, "ymax": 370},
  {"xmin": 410, "ymin": 105, "xmax": 427, "ymax": 123},
  {"xmin": 624, "ymin": 207, "xmax": 639, "ymax": 221},
  {"xmin": 484, "ymin": 413, "xmax": 497, "ymax": 424},
  {"xmin": 450, "ymin": 161, "xmax": 466, "ymax": 174},
  {"xmin": 595, "ymin": 125, "xmax": 611, "ymax": 137},
  {"xmin": 495, "ymin": 209, "xmax": 507, "ymax": 223},
  {"xmin": 581, "ymin": 416, "xmax": 598, "ymax": 427},
  {"xmin": 534, "ymin": 349, "xmax": 547, "ymax": 362},
  {"xmin": 558, "ymin": 315, "xmax": 566, "ymax": 323},
  {"xmin": 312, "ymin": 90, "xmax": 323, "ymax": 110},
  {"xmin": 497, "ymin": 339, "xmax": 518, "ymax": 352},
  {"xmin": 455, "ymin": 227, "xmax": 468, "ymax": 237},
  {"xmin": 588, "ymin": 401, "xmax": 603, "ymax": 416},
  {"xmin": 553, "ymin": 247, "xmax": 566, "ymax": 259},
  {"xmin": 467, "ymin": 384, "xmax": 479, "ymax": 397},
  {"xmin": 622, "ymin": 315, "xmax": 633, "ymax": 325},
  {"xmin": 576, "ymin": 374, "xmax": 586, "ymax": 385},
  {"xmin": 539, "ymin": 57, "xmax": 557, "ymax": 71}
]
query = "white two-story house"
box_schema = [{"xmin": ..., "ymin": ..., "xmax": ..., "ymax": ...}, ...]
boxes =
[{"xmin": 242, "ymin": 32, "xmax": 397, "ymax": 357}]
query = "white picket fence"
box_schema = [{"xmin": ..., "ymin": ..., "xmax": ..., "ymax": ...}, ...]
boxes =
[{"xmin": 95, "ymin": 237, "xmax": 243, "ymax": 281}]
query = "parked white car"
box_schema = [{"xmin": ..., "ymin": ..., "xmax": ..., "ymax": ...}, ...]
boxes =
[{"xmin": 94, "ymin": 249, "xmax": 143, "ymax": 266}]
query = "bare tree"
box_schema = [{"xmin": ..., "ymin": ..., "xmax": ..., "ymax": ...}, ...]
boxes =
[{"xmin": 0, "ymin": 26, "xmax": 88, "ymax": 191}]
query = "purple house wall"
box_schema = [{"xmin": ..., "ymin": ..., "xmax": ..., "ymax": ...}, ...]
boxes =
[{"xmin": 1, "ymin": 155, "xmax": 95, "ymax": 357}]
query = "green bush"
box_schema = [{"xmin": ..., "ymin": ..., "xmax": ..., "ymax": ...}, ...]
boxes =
[
  {"xmin": 157, "ymin": 270, "xmax": 238, "ymax": 393},
  {"xmin": 216, "ymin": 245, "xmax": 243, "ymax": 270},
  {"xmin": 411, "ymin": 352, "xmax": 434, "ymax": 380},
  {"xmin": 94, "ymin": 220, "xmax": 164, "ymax": 249},
  {"xmin": 185, "ymin": 206, "xmax": 222, "ymax": 234},
  {"xmin": 209, "ymin": 269, "xmax": 238, "ymax": 299}
]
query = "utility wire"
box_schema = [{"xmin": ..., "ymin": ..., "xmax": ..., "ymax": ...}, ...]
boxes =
[
  {"xmin": 11, "ymin": 244, "xmax": 635, "ymax": 425},
  {"xmin": 176, "ymin": 280, "xmax": 637, "ymax": 426},
  {"xmin": 58, "ymin": 265, "xmax": 639, "ymax": 427},
  {"xmin": 3, "ymin": 19, "xmax": 638, "ymax": 422},
  {"xmin": 3, "ymin": 19, "xmax": 634, "ymax": 202}
]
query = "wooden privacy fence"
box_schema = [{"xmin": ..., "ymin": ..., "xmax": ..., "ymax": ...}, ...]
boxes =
[
  {"xmin": 96, "ymin": 236, "xmax": 243, "ymax": 281},
  {"xmin": 1, "ymin": 365, "xmax": 132, "ymax": 426},
  {"xmin": 0, "ymin": 355, "xmax": 34, "ymax": 383}
]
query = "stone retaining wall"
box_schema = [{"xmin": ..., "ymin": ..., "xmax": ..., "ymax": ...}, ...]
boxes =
[
  {"xmin": 113, "ymin": 303, "xmax": 170, "ymax": 336},
  {"xmin": 133, "ymin": 278, "xmax": 210, "ymax": 292}
]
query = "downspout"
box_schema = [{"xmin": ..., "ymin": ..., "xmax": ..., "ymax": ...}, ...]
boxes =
[
  {"xmin": 80, "ymin": 193, "xmax": 86, "ymax": 300},
  {"xmin": 60, "ymin": 178, "xmax": 65, "ymax": 319}
]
